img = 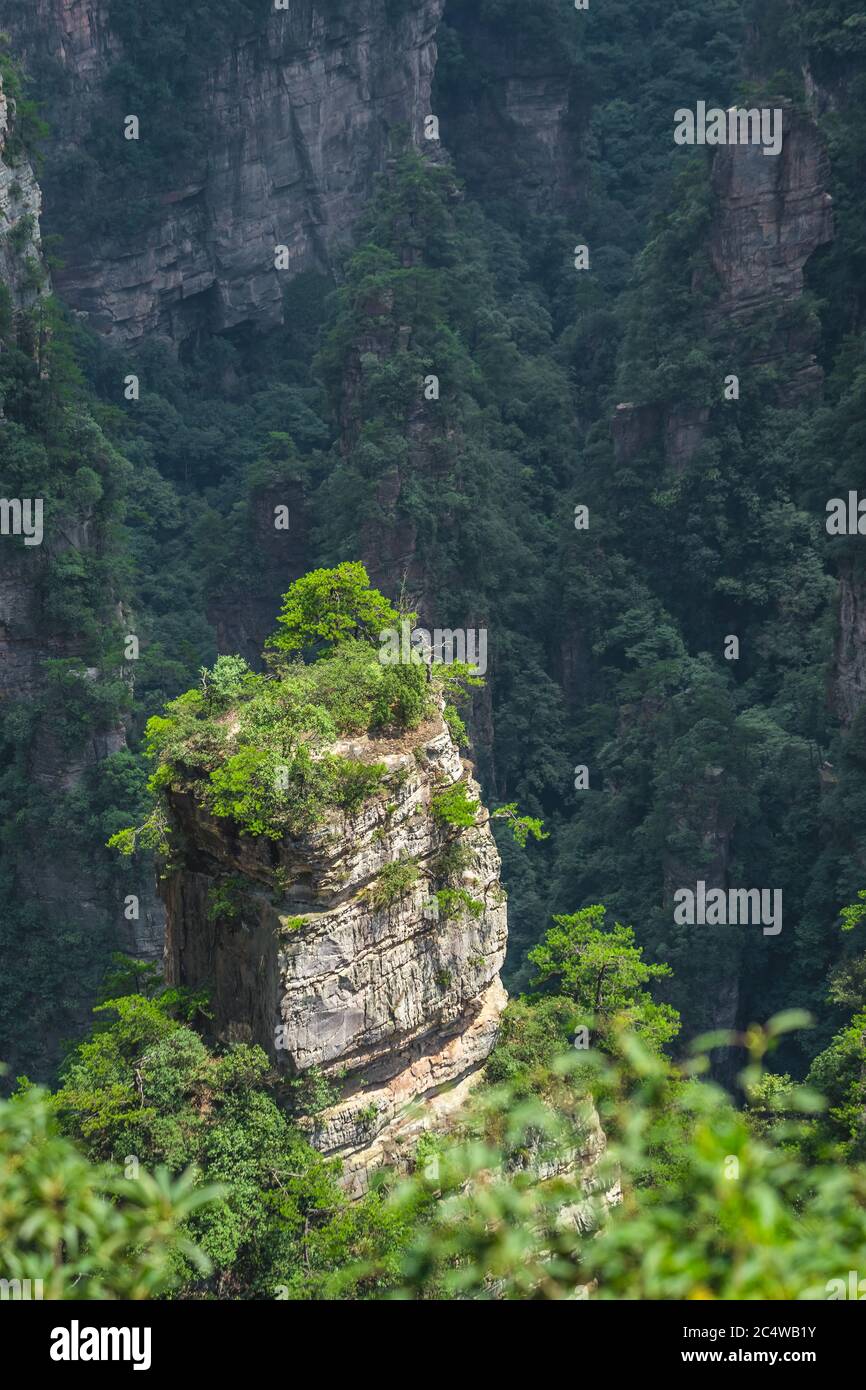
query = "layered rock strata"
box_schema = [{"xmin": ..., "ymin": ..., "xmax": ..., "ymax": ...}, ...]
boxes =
[
  {"xmin": 0, "ymin": 0, "xmax": 446, "ymax": 344},
  {"xmin": 162, "ymin": 708, "xmax": 509, "ymax": 1193}
]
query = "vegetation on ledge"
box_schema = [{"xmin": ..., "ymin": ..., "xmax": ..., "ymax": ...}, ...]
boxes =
[{"xmin": 110, "ymin": 564, "xmax": 483, "ymax": 852}]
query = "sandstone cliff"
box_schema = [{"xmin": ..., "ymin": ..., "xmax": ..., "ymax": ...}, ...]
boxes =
[
  {"xmin": 0, "ymin": 69, "xmax": 50, "ymax": 700},
  {"xmin": 0, "ymin": 73, "xmax": 43, "ymax": 321},
  {"xmin": 162, "ymin": 704, "xmax": 508, "ymax": 1194},
  {"xmin": 833, "ymin": 565, "xmax": 866, "ymax": 728},
  {"xmin": 434, "ymin": 5, "xmax": 580, "ymax": 217},
  {"xmin": 0, "ymin": 0, "xmax": 445, "ymax": 344},
  {"xmin": 612, "ymin": 102, "xmax": 833, "ymax": 475}
]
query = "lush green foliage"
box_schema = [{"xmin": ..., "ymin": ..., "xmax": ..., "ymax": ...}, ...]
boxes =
[
  {"xmin": 113, "ymin": 568, "xmax": 453, "ymax": 847},
  {"xmin": 528, "ymin": 905, "xmax": 680, "ymax": 1053},
  {"xmin": 5, "ymin": 0, "xmax": 866, "ymax": 1302},
  {"xmin": 41, "ymin": 986, "xmax": 421, "ymax": 1298},
  {"xmin": 431, "ymin": 783, "xmax": 479, "ymax": 829},
  {"xmin": 8, "ymin": 905, "xmax": 866, "ymax": 1300},
  {"xmin": 268, "ymin": 562, "xmax": 403, "ymax": 656},
  {"xmin": 0, "ymin": 1078, "xmax": 218, "ymax": 1298}
]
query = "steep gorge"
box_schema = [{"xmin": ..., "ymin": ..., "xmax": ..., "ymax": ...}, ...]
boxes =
[
  {"xmin": 2, "ymin": 0, "xmax": 866, "ymax": 1099},
  {"xmin": 0, "ymin": 65, "xmax": 162, "ymax": 1079}
]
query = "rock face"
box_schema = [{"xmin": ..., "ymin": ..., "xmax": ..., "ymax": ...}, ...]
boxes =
[
  {"xmin": 208, "ymin": 480, "xmax": 311, "ymax": 670},
  {"xmin": 0, "ymin": 76, "xmax": 163, "ymax": 1081},
  {"xmin": 611, "ymin": 103, "xmax": 833, "ymax": 473},
  {"xmin": 709, "ymin": 107, "xmax": 833, "ymax": 330},
  {"xmin": 1, "ymin": 0, "xmax": 445, "ymax": 344},
  {"xmin": 833, "ymin": 566, "xmax": 866, "ymax": 727},
  {"xmin": 0, "ymin": 73, "xmax": 51, "ymax": 700},
  {"xmin": 434, "ymin": 11, "xmax": 580, "ymax": 216},
  {"xmin": 0, "ymin": 75, "xmax": 44, "ymax": 317},
  {"xmin": 162, "ymin": 708, "xmax": 509, "ymax": 1194},
  {"xmin": 0, "ymin": 72, "xmax": 94, "ymax": 704}
]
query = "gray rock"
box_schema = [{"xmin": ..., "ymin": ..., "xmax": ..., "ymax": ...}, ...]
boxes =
[{"xmin": 162, "ymin": 710, "xmax": 510, "ymax": 1191}]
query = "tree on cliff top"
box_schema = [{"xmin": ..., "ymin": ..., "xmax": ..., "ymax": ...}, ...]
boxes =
[{"xmin": 267, "ymin": 562, "xmax": 404, "ymax": 656}]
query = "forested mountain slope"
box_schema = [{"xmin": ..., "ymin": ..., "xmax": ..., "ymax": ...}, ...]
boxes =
[{"xmin": 1, "ymin": 0, "xmax": 865, "ymax": 1092}]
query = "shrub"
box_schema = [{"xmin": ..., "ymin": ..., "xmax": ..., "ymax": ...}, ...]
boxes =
[
  {"xmin": 435, "ymin": 888, "xmax": 484, "ymax": 920},
  {"xmin": 370, "ymin": 854, "xmax": 420, "ymax": 908},
  {"xmin": 327, "ymin": 756, "xmax": 386, "ymax": 814},
  {"xmin": 206, "ymin": 878, "xmax": 246, "ymax": 924},
  {"xmin": 280, "ymin": 915, "xmax": 306, "ymax": 933},
  {"xmin": 431, "ymin": 783, "xmax": 479, "ymax": 829},
  {"xmin": 0, "ymin": 1084, "xmax": 218, "ymax": 1299},
  {"xmin": 443, "ymin": 703, "xmax": 469, "ymax": 747},
  {"xmin": 434, "ymin": 840, "xmax": 474, "ymax": 881}
]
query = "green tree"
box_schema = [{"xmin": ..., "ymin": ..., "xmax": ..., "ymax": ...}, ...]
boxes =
[
  {"xmin": 268, "ymin": 563, "xmax": 403, "ymax": 656},
  {"xmin": 380, "ymin": 1014, "xmax": 866, "ymax": 1301},
  {"xmin": 48, "ymin": 987, "xmax": 416, "ymax": 1298},
  {"xmin": 527, "ymin": 905, "xmax": 680, "ymax": 1052}
]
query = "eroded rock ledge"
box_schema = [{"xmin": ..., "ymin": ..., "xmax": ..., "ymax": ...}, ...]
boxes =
[{"xmin": 162, "ymin": 710, "xmax": 509, "ymax": 1194}]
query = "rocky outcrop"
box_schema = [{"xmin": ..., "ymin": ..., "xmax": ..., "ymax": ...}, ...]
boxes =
[
  {"xmin": 610, "ymin": 401, "xmax": 661, "ymax": 469},
  {"xmin": 611, "ymin": 401, "xmax": 711, "ymax": 475},
  {"xmin": 611, "ymin": 102, "xmax": 833, "ymax": 473},
  {"xmin": 162, "ymin": 708, "xmax": 509, "ymax": 1194},
  {"xmin": 434, "ymin": 7, "xmax": 580, "ymax": 215},
  {"xmin": 833, "ymin": 565, "xmax": 866, "ymax": 727},
  {"xmin": 0, "ymin": 74, "xmax": 44, "ymax": 317},
  {"xmin": 1, "ymin": 0, "xmax": 445, "ymax": 344},
  {"xmin": 709, "ymin": 105, "xmax": 833, "ymax": 333}
]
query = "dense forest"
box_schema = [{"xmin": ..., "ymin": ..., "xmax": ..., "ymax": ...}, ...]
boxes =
[{"xmin": 2, "ymin": 0, "xmax": 866, "ymax": 1310}]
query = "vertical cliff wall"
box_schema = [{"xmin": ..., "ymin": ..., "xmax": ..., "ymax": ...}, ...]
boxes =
[
  {"xmin": 598, "ymin": 97, "xmax": 836, "ymax": 1053},
  {"xmin": 0, "ymin": 0, "xmax": 445, "ymax": 344},
  {"xmin": 433, "ymin": 2, "xmax": 581, "ymax": 218},
  {"xmin": 0, "ymin": 68, "xmax": 163, "ymax": 1079},
  {"xmin": 834, "ymin": 571, "xmax": 866, "ymax": 727},
  {"xmin": 613, "ymin": 103, "xmax": 833, "ymax": 476},
  {"xmin": 0, "ymin": 70, "xmax": 51, "ymax": 699}
]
